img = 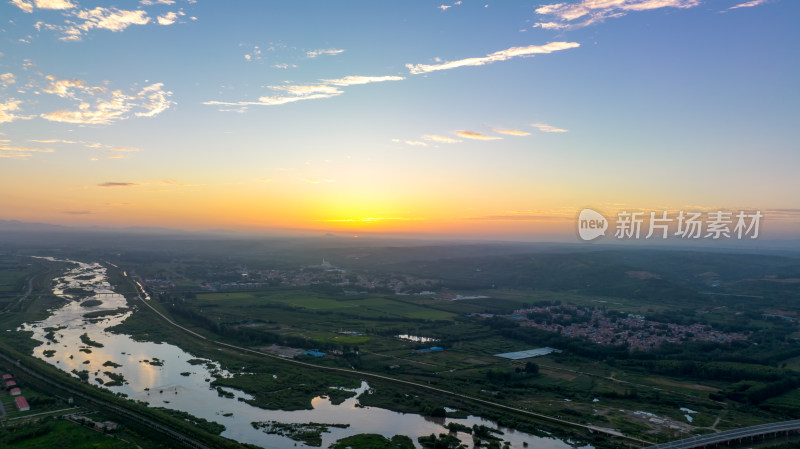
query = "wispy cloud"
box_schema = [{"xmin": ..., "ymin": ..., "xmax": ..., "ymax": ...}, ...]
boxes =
[
  {"xmin": 456, "ymin": 130, "xmax": 501, "ymax": 140},
  {"xmin": 97, "ymin": 182, "xmax": 141, "ymax": 188},
  {"xmin": 404, "ymin": 140, "xmax": 429, "ymax": 147},
  {"xmin": 534, "ymin": 0, "xmax": 700, "ymax": 30},
  {"xmin": 25, "ymin": 3, "xmax": 190, "ymax": 41},
  {"xmin": 531, "ymin": 122, "xmax": 567, "ymax": 133},
  {"xmin": 36, "ymin": 0, "xmax": 75, "ymax": 8},
  {"xmin": 0, "ymin": 143, "xmax": 53, "ymax": 159},
  {"xmin": 438, "ymin": 1, "xmax": 462, "ymax": 11},
  {"xmin": 74, "ymin": 7, "xmax": 150, "ymax": 32},
  {"xmin": 0, "ymin": 99, "xmax": 31, "ymax": 124},
  {"xmin": 726, "ymin": 0, "xmax": 768, "ymax": 11},
  {"xmin": 204, "ymin": 74, "xmax": 403, "ymax": 109},
  {"xmin": 140, "ymin": 0, "xmax": 175, "ymax": 5},
  {"xmin": 42, "ymin": 76, "xmax": 105, "ymax": 99},
  {"xmin": 60, "ymin": 209, "xmax": 91, "ymax": 215},
  {"xmin": 1, "ymin": 73, "xmax": 17, "ymax": 85},
  {"xmin": 260, "ymin": 84, "xmax": 343, "ymax": 105},
  {"xmin": 39, "ymin": 78, "xmax": 173, "ymax": 124},
  {"xmin": 406, "ymin": 42, "xmax": 580, "ymax": 75},
  {"xmin": 27, "ymin": 139, "xmax": 140, "ymax": 159},
  {"xmin": 244, "ymin": 45, "xmax": 262, "ymax": 61},
  {"xmin": 321, "ymin": 75, "xmax": 405, "ymax": 86},
  {"xmin": 209, "ymin": 41, "xmax": 575, "ymax": 111},
  {"xmin": 10, "ymin": 0, "xmax": 75, "ymax": 12},
  {"xmin": 306, "ymin": 48, "xmax": 345, "ymax": 58},
  {"xmin": 157, "ymin": 11, "xmax": 183, "ymax": 25},
  {"xmin": 492, "ymin": 128, "xmax": 531, "ymax": 136},
  {"xmin": 10, "ymin": 0, "xmax": 34, "ymax": 13},
  {"xmin": 28, "ymin": 138, "xmax": 78, "ymax": 144},
  {"xmin": 134, "ymin": 83, "xmax": 173, "ymax": 117},
  {"xmin": 90, "ymin": 146, "xmax": 141, "ymax": 160},
  {"xmin": 423, "ymin": 135, "xmax": 462, "ymax": 144}
]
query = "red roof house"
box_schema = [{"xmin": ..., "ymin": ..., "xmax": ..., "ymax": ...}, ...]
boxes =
[
  {"xmin": 15, "ymin": 396, "xmax": 29, "ymax": 412},
  {"xmin": 5, "ymin": 380, "xmax": 16, "ymax": 388},
  {"xmin": 2, "ymin": 374, "xmax": 12, "ymax": 381},
  {"xmin": 9, "ymin": 388, "xmax": 21, "ymax": 396}
]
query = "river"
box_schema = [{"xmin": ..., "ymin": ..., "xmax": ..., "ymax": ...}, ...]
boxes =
[{"xmin": 20, "ymin": 258, "xmax": 589, "ymax": 449}]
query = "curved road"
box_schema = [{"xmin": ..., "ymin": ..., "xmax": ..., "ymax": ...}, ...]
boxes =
[
  {"xmin": 644, "ymin": 419, "xmax": 800, "ymax": 449},
  {"xmin": 121, "ymin": 267, "xmax": 653, "ymax": 447}
]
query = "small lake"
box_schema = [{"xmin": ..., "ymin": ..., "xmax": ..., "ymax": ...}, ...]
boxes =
[{"xmin": 21, "ymin": 258, "xmax": 589, "ymax": 449}]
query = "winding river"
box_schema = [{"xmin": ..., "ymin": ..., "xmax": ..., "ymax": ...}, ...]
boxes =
[{"xmin": 21, "ymin": 258, "xmax": 588, "ymax": 449}]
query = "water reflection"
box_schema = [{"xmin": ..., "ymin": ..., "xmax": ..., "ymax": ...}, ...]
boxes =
[{"xmin": 22, "ymin": 258, "xmax": 587, "ymax": 449}]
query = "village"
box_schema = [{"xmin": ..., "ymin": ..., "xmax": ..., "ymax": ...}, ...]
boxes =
[{"xmin": 511, "ymin": 304, "xmax": 748, "ymax": 351}]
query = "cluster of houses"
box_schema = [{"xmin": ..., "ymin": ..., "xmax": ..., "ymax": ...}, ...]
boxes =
[
  {"xmin": 3, "ymin": 373, "xmax": 29, "ymax": 412},
  {"xmin": 67, "ymin": 414, "xmax": 119, "ymax": 431}
]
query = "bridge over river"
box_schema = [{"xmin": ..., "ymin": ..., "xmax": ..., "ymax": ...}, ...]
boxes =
[{"xmin": 646, "ymin": 419, "xmax": 800, "ymax": 449}]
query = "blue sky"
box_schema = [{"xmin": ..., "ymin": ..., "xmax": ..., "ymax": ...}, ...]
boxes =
[{"xmin": 0, "ymin": 0, "xmax": 798, "ymax": 239}]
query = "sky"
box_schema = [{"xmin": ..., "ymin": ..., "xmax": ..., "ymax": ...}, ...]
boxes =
[{"xmin": 0, "ymin": 0, "xmax": 798, "ymax": 242}]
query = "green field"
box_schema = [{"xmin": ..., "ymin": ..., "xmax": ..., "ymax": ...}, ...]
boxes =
[{"xmin": 197, "ymin": 290, "xmax": 456, "ymax": 320}]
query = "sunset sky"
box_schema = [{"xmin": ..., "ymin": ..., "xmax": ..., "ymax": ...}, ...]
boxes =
[{"xmin": 1, "ymin": 0, "xmax": 798, "ymax": 240}]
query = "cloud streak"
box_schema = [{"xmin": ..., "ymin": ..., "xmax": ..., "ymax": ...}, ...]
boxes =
[
  {"xmin": 208, "ymin": 40, "xmax": 576, "ymax": 110},
  {"xmin": 456, "ymin": 131, "xmax": 502, "ymax": 140},
  {"xmin": 204, "ymin": 74, "xmax": 403, "ymax": 109},
  {"xmin": 406, "ymin": 42, "xmax": 580, "ymax": 74},
  {"xmin": 534, "ymin": 0, "xmax": 700, "ymax": 30},
  {"xmin": 321, "ymin": 75, "xmax": 406, "ymax": 86},
  {"xmin": 97, "ymin": 182, "xmax": 141, "ymax": 188},
  {"xmin": 492, "ymin": 128, "xmax": 530, "ymax": 136},
  {"xmin": 423, "ymin": 135, "xmax": 461, "ymax": 144},
  {"xmin": 0, "ymin": 143, "xmax": 53, "ymax": 159},
  {"xmin": 306, "ymin": 48, "xmax": 344, "ymax": 58},
  {"xmin": 531, "ymin": 123, "xmax": 567, "ymax": 133},
  {"xmin": 726, "ymin": 0, "xmax": 768, "ymax": 11},
  {"xmin": 208, "ymin": 42, "xmax": 576, "ymax": 110}
]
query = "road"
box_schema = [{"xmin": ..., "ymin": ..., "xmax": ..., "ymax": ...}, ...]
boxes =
[
  {"xmin": 7, "ymin": 406, "xmax": 80, "ymax": 421},
  {"xmin": 122, "ymin": 267, "xmax": 653, "ymax": 447},
  {"xmin": 645, "ymin": 419, "xmax": 800, "ymax": 448},
  {"xmin": 2, "ymin": 274, "xmax": 36, "ymax": 313}
]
